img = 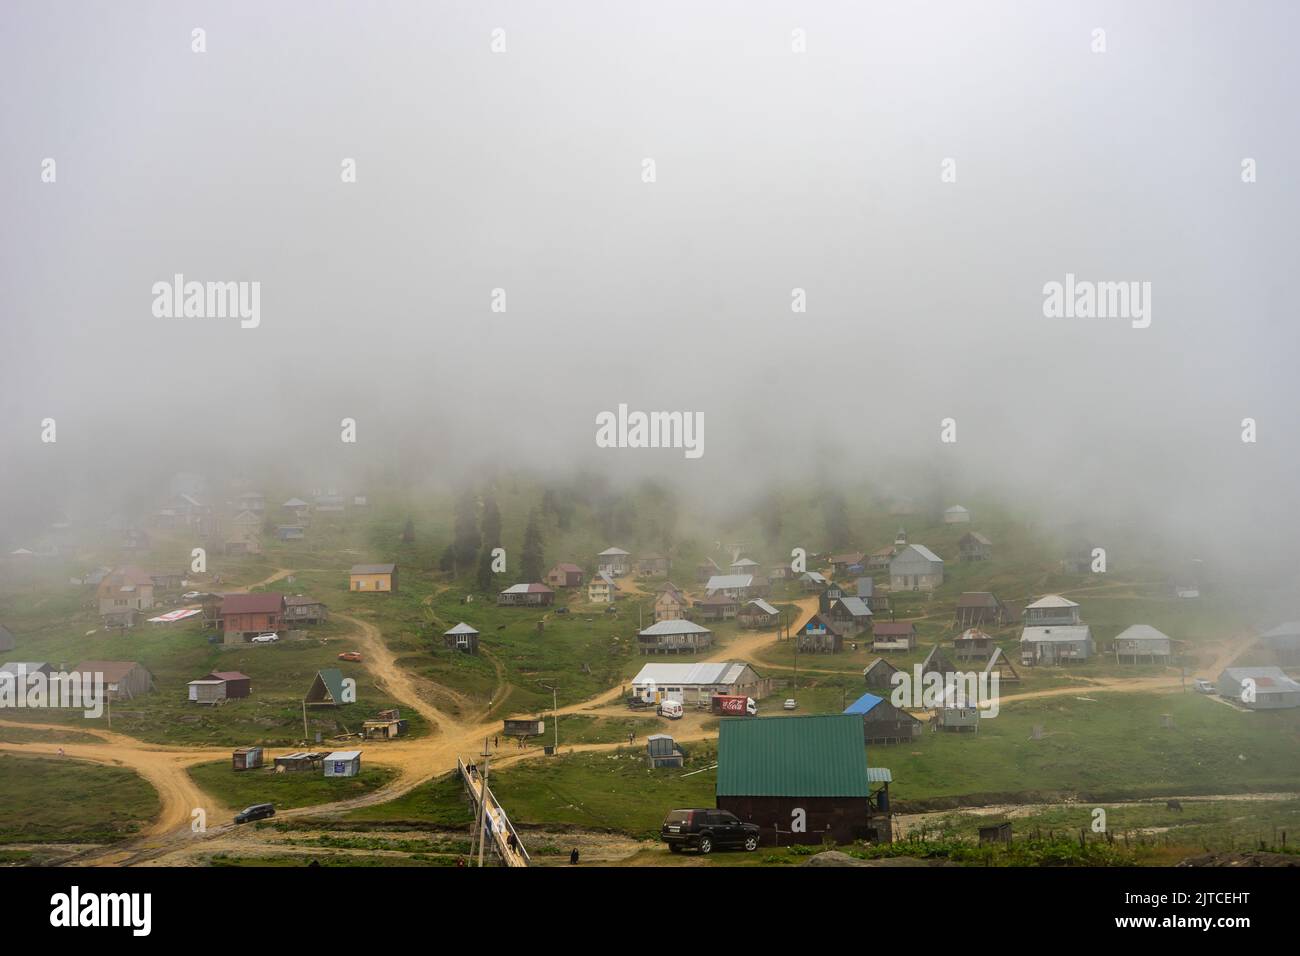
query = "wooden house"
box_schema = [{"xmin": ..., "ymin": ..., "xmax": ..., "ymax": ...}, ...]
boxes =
[
  {"xmin": 284, "ymin": 595, "xmax": 328, "ymax": 625},
  {"xmin": 497, "ymin": 583, "xmax": 555, "ymax": 607},
  {"xmin": 276, "ymin": 525, "xmax": 306, "ymax": 542},
  {"xmin": 653, "ymin": 583, "xmax": 690, "ymax": 622},
  {"xmin": 871, "ymin": 622, "xmax": 917, "ymax": 652},
  {"xmin": 954, "ymin": 592, "xmax": 1008, "ymax": 628},
  {"xmin": 889, "ymin": 545, "xmax": 944, "ymax": 591},
  {"xmin": 587, "ymin": 571, "xmax": 621, "ymax": 603},
  {"xmin": 797, "ymin": 612, "xmax": 847, "ymax": 653},
  {"xmin": 596, "ymin": 547, "xmax": 632, "ymax": 577},
  {"xmin": 97, "ymin": 566, "xmax": 156, "ymax": 619},
  {"xmin": 844, "ymin": 692, "xmax": 923, "ymax": 744},
  {"xmin": 1019, "ymin": 625, "xmax": 1093, "ymax": 665},
  {"xmin": 958, "ymin": 532, "xmax": 993, "ymax": 562},
  {"xmin": 705, "ymin": 574, "xmax": 755, "ymax": 600},
  {"xmin": 443, "ymin": 622, "xmax": 480, "ymax": 654},
  {"xmin": 1112, "ymin": 624, "xmax": 1173, "ymax": 663},
  {"xmin": 636, "ymin": 553, "xmax": 672, "ymax": 577},
  {"xmin": 545, "ymin": 563, "xmax": 584, "ymax": 588},
  {"xmin": 828, "ymin": 596, "xmax": 873, "ymax": 634},
  {"xmin": 920, "ymin": 644, "xmax": 959, "ymax": 681},
  {"xmin": 984, "ymin": 647, "xmax": 1020, "ymax": 683},
  {"xmin": 738, "ymin": 599, "xmax": 779, "ymax": 629},
  {"xmin": 694, "ymin": 593, "xmax": 739, "ymax": 622},
  {"xmin": 218, "ymin": 592, "xmax": 285, "ymax": 643},
  {"xmin": 867, "ymin": 547, "xmax": 896, "ymax": 571},
  {"xmin": 799, "ymin": 571, "xmax": 828, "ymax": 593},
  {"xmin": 282, "ymin": 497, "xmax": 312, "ymax": 520},
  {"xmin": 953, "ymin": 628, "xmax": 996, "ymax": 662},
  {"xmin": 716, "ymin": 714, "xmax": 872, "ymax": 846},
  {"xmin": 1023, "ymin": 594, "xmax": 1080, "ymax": 626},
  {"xmin": 70, "ymin": 661, "xmax": 153, "ymax": 701},
  {"xmin": 637, "ymin": 619, "xmax": 714, "ymax": 654},
  {"xmin": 863, "ymin": 657, "xmax": 901, "ymax": 692},
  {"xmin": 943, "ymin": 505, "xmax": 971, "ymax": 524},
  {"xmin": 349, "ymin": 563, "xmax": 397, "ymax": 593}
]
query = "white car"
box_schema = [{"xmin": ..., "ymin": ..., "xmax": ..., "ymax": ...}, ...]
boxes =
[
  {"xmin": 182, "ymin": 591, "xmax": 202, "ymax": 600},
  {"xmin": 783, "ymin": 699, "xmax": 797, "ymax": 710},
  {"xmin": 250, "ymin": 633, "xmax": 279, "ymax": 644},
  {"xmin": 1194, "ymin": 678, "xmax": 1215, "ymax": 694}
]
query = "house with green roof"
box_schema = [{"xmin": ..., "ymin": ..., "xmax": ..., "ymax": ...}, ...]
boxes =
[
  {"xmin": 716, "ymin": 714, "xmax": 872, "ymax": 845},
  {"xmin": 305, "ymin": 667, "xmax": 351, "ymax": 707}
]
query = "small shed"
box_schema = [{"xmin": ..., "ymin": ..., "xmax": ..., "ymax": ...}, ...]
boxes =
[
  {"xmin": 646, "ymin": 733, "xmax": 685, "ymax": 769},
  {"xmin": 205, "ymin": 671, "xmax": 251, "ymax": 698},
  {"xmin": 232, "ymin": 746, "xmax": 264, "ymax": 771},
  {"xmin": 872, "ymin": 622, "xmax": 917, "ymax": 652},
  {"xmin": 274, "ymin": 751, "xmax": 325, "ymax": 773},
  {"xmin": 737, "ymin": 599, "xmax": 779, "ymax": 629},
  {"xmin": 443, "ymin": 622, "xmax": 480, "ymax": 654},
  {"xmin": 187, "ymin": 679, "xmax": 227, "ymax": 705},
  {"xmin": 958, "ymin": 532, "xmax": 992, "ymax": 561},
  {"xmin": 323, "ymin": 751, "xmax": 362, "ymax": 777},
  {"xmin": 863, "ymin": 657, "xmax": 901, "ymax": 691},
  {"xmin": 979, "ymin": 822, "xmax": 1012, "ymax": 845},
  {"xmin": 504, "ymin": 716, "xmax": 546, "ymax": 737}
]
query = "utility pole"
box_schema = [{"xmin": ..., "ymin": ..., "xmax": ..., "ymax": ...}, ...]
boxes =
[
  {"xmin": 538, "ymin": 680, "xmax": 559, "ymax": 752},
  {"xmin": 476, "ymin": 737, "xmax": 492, "ymax": 867}
]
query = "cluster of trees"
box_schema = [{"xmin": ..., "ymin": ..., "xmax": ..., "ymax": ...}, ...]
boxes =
[{"xmin": 436, "ymin": 487, "xmax": 546, "ymax": 592}]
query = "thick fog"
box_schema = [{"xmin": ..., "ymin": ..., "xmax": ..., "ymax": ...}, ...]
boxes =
[{"xmin": 2, "ymin": 2, "xmax": 1297, "ymax": 570}]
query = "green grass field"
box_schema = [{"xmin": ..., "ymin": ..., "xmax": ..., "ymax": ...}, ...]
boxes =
[
  {"xmin": 188, "ymin": 759, "xmax": 399, "ymax": 812},
  {"xmin": 0, "ymin": 754, "xmax": 161, "ymax": 844}
]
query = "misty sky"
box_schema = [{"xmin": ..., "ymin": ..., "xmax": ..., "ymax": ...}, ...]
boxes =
[{"xmin": 1, "ymin": 2, "xmax": 1297, "ymax": 560}]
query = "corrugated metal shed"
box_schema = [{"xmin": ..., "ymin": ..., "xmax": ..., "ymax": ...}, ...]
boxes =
[{"xmin": 716, "ymin": 714, "xmax": 869, "ymax": 797}]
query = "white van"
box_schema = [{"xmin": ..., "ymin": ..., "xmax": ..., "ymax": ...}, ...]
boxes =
[{"xmin": 658, "ymin": 699, "xmax": 684, "ymax": 719}]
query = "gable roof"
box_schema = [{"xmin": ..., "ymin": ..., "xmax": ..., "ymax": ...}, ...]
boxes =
[
  {"xmin": 921, "ymin": 644, "xmax": 958, "ymax": 675},
  {"xmin": 961, "ymin": 532, "xmax": 993, "ymax": 546},
  {"xmin": 744, "ymin": 598, "xmax": 779, "ymax": 616},
  {"xmin": 894, "ymin": 544, "xmax": 942, "ymax": 564},
  {"xmin": 550, "ymin": 563, "xmax": 583, "ymax": 575},
  {"xmin": 863, "ymin": 657, "xmax": 899, "ymax": 679},
  {"xmin": 638, "ymin": 619, "xmax": 712, "ymax": 637},
  {"xmin": 71, "ymin": 661, "xmax": 148, "ymax": 683},
  {"xmin": 350, "ymin": 564, "xmax": 396, "ymax": 575},
  {"xmin": 631, "ymin": 661, "xmax": 753, "ymax": 686},
  {"xmin": 956, "ymin": 591, "xmax": 1001, "ymax": 608},
  {"xmin": 872, "ymin": 622, "xmax": 916, "ymax": 636},
  {"xmin": 705, "ymin": 574, "xmax": 754, "ymax": 591},
  {"xmin": 307, "ymin": 668, "xmax": 347, "ymax": 703},
  {"xmin": 834, "ymin": 596, "xmax": 873, "ymax": 618},
  {"xmin": 1026, "ymin": 594, "xmax": 1078, "ymax": 609},
  {"xmin": 844, "ymin": 692, "xmax": 884, "ymax": 715},
  {"xmin": 716, "ymin": 715, "xmax": 869, "ymax": 798},
  {"xmin": 444, "ymin": 622, "xmax": 479, "ymax": 636},
  {"xmin": 501, "ymin": 582, "xmax": 554, "ymax": 594},
  {"xmin": 206, "ymin": 671, "xmax": 250, "ymax": 681},
  {"xmin": 1114, "ymin": 624, "xmax": 1172, "ymax": 644}
]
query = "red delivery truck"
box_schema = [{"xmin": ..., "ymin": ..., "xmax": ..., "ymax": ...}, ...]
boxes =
[{"xmin": 711, "ymin": 695, "xmax": 757, "ymax": 716}]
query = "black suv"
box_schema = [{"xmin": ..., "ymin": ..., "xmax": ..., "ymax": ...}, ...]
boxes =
[
  {"xmin": 234, "ymin": 803, "xmax": 276, "ymax": 824},
  {"xmin": 661, "ymin": 808, "xmax": 760, "ymax": 854}
]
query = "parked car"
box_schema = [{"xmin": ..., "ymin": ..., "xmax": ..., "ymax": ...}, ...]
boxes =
[
  {"xmin": 661, "ymin": 808, "xmax": 760, "ymax": 854},
  {"xmin": 182, "ymin": 591, "xmax": 202, "ymax": 600},
  {"xmin": 555, "ymin": 607, "xmax": 570, "ymax": 615},
  {"xmin": 338, "ymin": 651, "xmax": 363, "ymax": 662},
  {"xmin": 1194, "ymin": 678, "xmax": 1215, "ymax": 694},
  {"xmin": 658, "ymin": 699, "xmax": 684, "ymax": 719},
  {"xmin": 250, "ymin": 633, "xmax": 279, "ymax": 644},
  {"xmin": 234, "ymin": 803, "xmax": 276, "ymax": 824},
  {"xmin": 783, "ymin": 698, "xmax": 798, "ymax": 710}
]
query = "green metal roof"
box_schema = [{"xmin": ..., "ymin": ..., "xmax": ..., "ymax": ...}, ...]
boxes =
[
  {"xmin": 716, "ymin": 714, "xmax": 869, "ymax": 798},
  {"xmin": 309, "ymin": 667, "xmax": 347, "ymax": 703}
]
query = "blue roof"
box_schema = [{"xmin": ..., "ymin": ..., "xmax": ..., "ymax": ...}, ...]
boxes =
[{"xmin": 844, "ymin": 692, "xmax": 884, "ymax": 715}]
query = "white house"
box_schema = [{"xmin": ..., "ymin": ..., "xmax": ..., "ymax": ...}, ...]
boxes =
[{"xmin": 889, "ymin": 545, "xmax": 944, "ymax": 591}]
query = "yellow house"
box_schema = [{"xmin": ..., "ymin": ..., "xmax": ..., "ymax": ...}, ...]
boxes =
[
  {"xmin": 350, "ymin": 563, "xmax": 397, "ymax": 593},
  {"xmin": 588, "ymin": 571, "xmax": 620, "ymax": 603}
]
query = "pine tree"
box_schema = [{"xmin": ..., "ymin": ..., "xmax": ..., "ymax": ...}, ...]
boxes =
[
  {"xmin": 476, "ymin": 495, "xmax": 502, "ymax": 592},
  {"xmin": 520, "ymin": 509, "xmax": 545, "ymax": 582},
  {"xmin": 450, "ymin": 489, "xmax": 480, "ymax": 577}
]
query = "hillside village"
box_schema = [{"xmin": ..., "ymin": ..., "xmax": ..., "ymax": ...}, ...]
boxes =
[{"xmin": 1, "ymin": 471, "xmax": 1298, "ymax": 868}]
